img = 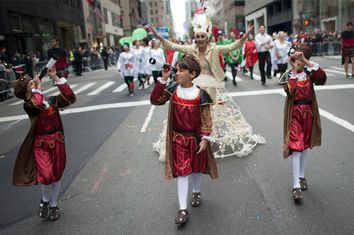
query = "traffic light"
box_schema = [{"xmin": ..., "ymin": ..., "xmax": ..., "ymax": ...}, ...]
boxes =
[{"xmin": 304, "ymin": 19, "xmax": 310, "ymax": 27}]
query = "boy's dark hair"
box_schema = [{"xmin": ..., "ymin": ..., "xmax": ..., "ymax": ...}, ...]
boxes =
[
  {"xmin": 50, "ymin": 36, "xmax": 59, "ymax": 42},
  {"xmin": 347, "ymin": 22, "xmax": 353, "ymax": 26},
  {"xmin": 293, "ymin": 44, "xmax": 312, "ymax": 60},
  {"xmin": 177, "ymin": 54, "xmax": 201, "ymax": 79}
]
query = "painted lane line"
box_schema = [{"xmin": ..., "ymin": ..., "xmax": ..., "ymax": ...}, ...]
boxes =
[
  {"xmin": 330, "ymin": 66, "xmax": 344, "ymax": 71},
  {"xmin": 324, "ymin": 69, "xmax": 346, "ymax": 75},
  {"xmin": 140, "ymin": 105, "xmax": 156, "ymax": 133},
  {"xmin": 72, "ymin": 82, "xmax": 96, "ymax": 95},
  {"xmin": 47, "ymin": 84, "xmax": 78, "ymax": 97},
  {"xmin": 319, "ymin": 108, "xmax": 354, "ymax": 132},
  {"xmin": 2, "ymin": 84, "xmax": 354, "ymax": 123},
  {"xmin": 112, "ymin": 78, "xmax": 137, "ymax": 93},
  {"xmin": 88, "ymin": 81, "xmax": 115, "ymax": 96}
]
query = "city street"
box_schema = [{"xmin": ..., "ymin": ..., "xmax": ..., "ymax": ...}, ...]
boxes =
[{"xmin": 0, "ymin": 56, "xmax": 353, "ymax": 234}]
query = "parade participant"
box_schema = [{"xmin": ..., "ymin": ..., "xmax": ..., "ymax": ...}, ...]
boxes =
[
  {"xmin": 244, "ymin": 34, "xmax": 258, "ymax": 79},
  {"xmin": 150, "ymin": 39, "xmax": 165, "ymax": 84},
  {"xmin": 12, "ymin": 67, "xmax": 76, "ymax": 221},
  {"xmin": 141, "ymin": 38, "xmax": 152, "ymax": 87},
  {"xmin": 132, "ymin": 40, "xmax": 146, "ymax": 89},
  {"xmin": 255, "ymin": 25, "xmax": 273, "ymax": 85},
  {"xmin": 117, "ymin": 43, "xmax": 137, "ymax": 96},
  {"xmin": 150, "ymin": 55, "xmax": 218, "ymax": 224},
  {"xmin": 272, "ymin": 31, "xmax": 292, "ymax": 77},
  {"xmin": 47, "ymin": 36, "xmax": 69, "ymax": 78},
  {"xmin": 150, "ymin": 9, "xmax": 264, "ymax": 160},
  {"xmin": 341, "ymin": 22, "xmax": 354, "ymax": 78},
  {"xmin": 279, "ymin": 44, "xmax": 326, "ymax": 202},
  {"xmin": 224, "ymin": 32, "xmax": 243, "ymax": 86}
]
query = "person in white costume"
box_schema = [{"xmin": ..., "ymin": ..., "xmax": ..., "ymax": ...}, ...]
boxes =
[
  {"xmin": 150, "ymin": 8, "xmax": 265, "ymax": 161},
  {"xmin": 272, "ymin": 31, "xmax": 292, "ymax": 77},
  {"xmin": 117, "ymin": 43, "xmax": 137, "ymax": 96},
  {"xmin": 132, "ymin": 40, "xmax": 146, "ymax": 89}
]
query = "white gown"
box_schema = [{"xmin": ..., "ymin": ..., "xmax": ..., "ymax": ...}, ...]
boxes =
[{"xmin": 153, "ymin": 58, "xmax": 265, "ymax": 161}]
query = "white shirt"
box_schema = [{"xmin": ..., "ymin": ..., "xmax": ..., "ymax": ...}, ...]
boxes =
[
  {"xmin": 132, "ymin": 46, "xmax": 144, "ymax": 73},
  {"xmin": 255, "ymin": 33, "xmax": 273, "ymax": 52},
  {"xmin": 117, "ymin": 51, "xmax": 136, "ymax": 77},
  {"xmin": 272, "ymin": 40, "xmax": 292, "ymax": 64},
  {"xmin": 149, "ymin": 48, "xmax": 165, "ymax": 71}
]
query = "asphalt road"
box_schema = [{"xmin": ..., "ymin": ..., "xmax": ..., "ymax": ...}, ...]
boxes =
[{"xmin": 0, "ymin": 56, "xmax": 353, "ymax": 234}]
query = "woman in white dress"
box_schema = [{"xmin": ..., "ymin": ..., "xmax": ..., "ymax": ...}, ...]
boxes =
[
  {"xmin": 150, "ymin": 12, "xmax": 265, "ymax": 160},
  {"xmin": 117, "ymin": 43, "xmax": 137, "ymax": 96},
  {"xmin": 149, "ymin": 39, "xmax": 165, "ymax": 84},
  {"xmin": 272, "ymin": 31, "xmax": 292, "ymax": 77}
]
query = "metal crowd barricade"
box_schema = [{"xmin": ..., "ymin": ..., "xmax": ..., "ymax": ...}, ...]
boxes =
[
  {"xmin": 307, "ymin": 41, "xmax": 341, "ymax": 56},
  {"xmin": 0, "ymin": 69, "xmax": 16, "ymax": 101}
]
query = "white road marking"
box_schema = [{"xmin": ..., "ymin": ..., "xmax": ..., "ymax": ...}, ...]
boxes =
[
  {"xmin": 88, "ymin": 81, "xmax": 115, "ymax": 96},
  {"xmin": 330, "ymin": 66, "xmax": 344, "ymax": 71},
  {"xmin": 2, "ymin": 84, "xmax": 354, "ymax": 134},
  {"xmin": 73, "ymin": 82, "xmax": 96, "ymax": 95},
  {"xmin": 319, "ymin": 108, "xmax": 354, "ymax": 132},
  {"xmin": 46, "ymin": 84, "xmax": 78, "ymax": 97},
  {"xmin": 324, "ymin": 69, "xmax": 346, "ymax": 75},
  {"xmin": 140, "ymin": 105, "xmax": 155, "ymax": 133},
  {"xmin": 113, "ymin": 78, "xmax": 137, "ymax": 93},
  {"xmin": 225, "ymin": 71, "xmax": 243, "ymax": 81}
]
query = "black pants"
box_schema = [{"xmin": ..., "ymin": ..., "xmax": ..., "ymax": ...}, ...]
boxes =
[
  {"xmin": 277, "ymin": 63, "xmax": 288, "ymax": 77},
  {"xmin": 103, "ymin": 59, "xmax": 108, "ymax": 70},
  {"xmin": 138, "ymin": 73, "xmax": 145, "ymax": 88},
  {"xmin": 124, "ymin": 76, "xmax": 134, "ymax": 94},
  {"xmin": 75, "ymin": 61, "xmax": 82, "ymax": 75},
  {"xmin": 258, "ymin": 51, "xmax": 272, "ymax": 84},
  {"xmin": 249, "ymin": 66, "xmax": 254, "ymax": 79},
  {"xmin": 152, "ymin": 70, "xmax": 162, "ymax": 84}
]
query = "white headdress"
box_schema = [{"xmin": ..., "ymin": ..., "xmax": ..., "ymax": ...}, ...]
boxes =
[{"xmin": 192, "ymin": 8, "xmax": 212, "ymax": 37}]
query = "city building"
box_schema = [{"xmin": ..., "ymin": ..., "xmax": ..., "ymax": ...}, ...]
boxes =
[
  {"xmin": 245, "ymin": 0, "xmax": 354, "ymax": 35},
  {"xmin": 0, "ymin": 0, "xmax": 85, "ymax": 58},
  {"xmin": 224, "ymin": 0, "xmax": 246, "ymax": 35},
  {"xmin": 120, "ymin": 0, "xmax": 143, "ymax": 35}
]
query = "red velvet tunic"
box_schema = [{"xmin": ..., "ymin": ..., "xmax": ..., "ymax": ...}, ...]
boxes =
[
  {"xmin": 287, "ymin": 68, "xmax": 326, "ymax": 152},
  {"xmin": 31, "ymin": 83, "xmax": 74, "ymax": 184},
  {"xmin": 171, "ymin": 90, "xmax": 208, "ymax": 176}
]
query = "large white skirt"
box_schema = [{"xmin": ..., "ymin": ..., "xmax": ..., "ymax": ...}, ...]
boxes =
[{"xmin": 153, "ymin": 78, "xmax": 266, "ymax": 162}]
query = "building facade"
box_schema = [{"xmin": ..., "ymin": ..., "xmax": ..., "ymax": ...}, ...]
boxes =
[
  {"xmin": 0, "ymin": 0, "xmax": 85, "ymax": 58},
  {"xmin": 120, "ymin": 0, "xmax": 143, "ymax": 36},
  {"xmin": 245, "ymin": 0, "xmax": 353, "ymax": 35},
  {"xmin": 224, "ymin": 0, "xmax": 246, "ymax": 35}
]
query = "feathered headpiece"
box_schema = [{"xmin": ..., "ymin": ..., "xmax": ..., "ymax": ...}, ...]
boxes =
[{"xmin": 192, "ymin": 7, "xmax": 212, "ymax": 37}]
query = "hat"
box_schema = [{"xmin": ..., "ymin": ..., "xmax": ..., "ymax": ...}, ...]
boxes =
[
  {"xmin": 14, "ymin": 76, "xmax": 31, "ymax": 100},
  {"xmin": 290, "ymin": 44, "xmax": 312, "ymax": 60},
  {"xmin": 192, "ymin": 10, "xmax": 212, "ymax": 37}
]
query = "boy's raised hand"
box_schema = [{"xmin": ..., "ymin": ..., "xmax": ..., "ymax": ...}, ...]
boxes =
[{"xmin": 161, "ymin": 68, "xmax": 172, "ymax": 81}]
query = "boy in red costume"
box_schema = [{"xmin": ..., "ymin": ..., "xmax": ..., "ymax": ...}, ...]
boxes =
[
  {"xmin": 281, "ymin": 44, "xmax": 327, "ymax": 202},
  {"xmin": 150, "ymin": 55, "xmax": 218, "ymax": 224},
  {"xmin": 13, "ymin": 67, "xmax": 76, "ymax": 220}
]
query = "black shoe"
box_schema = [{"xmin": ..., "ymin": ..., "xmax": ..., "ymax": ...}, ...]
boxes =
[
  {"xmin": 175, "ymin": 209, "xmax": 189, "ymax": 224},
  {"xmin": 262, "ymin": 81, "xmax": 265, "ymax": 85},
  {"xmin": 292, "ymin": 188, "xmax": 303, "ymax": 201},
  {"xmin": 299, "ymin": 178, "xmax": 308, "ymax": 190},
  {"xmin": 38, "ymin": 200, "xmax": 49, "ymax": 219},
  {"xmin": 49, "ymin": 207, "xmax": 60, "ymax": 221},
  {"xmin": 232, "ymin": 80, "xmax": 237, "ymax": 86},
  {"xmin": 267, "ymin": 76, "xmax": 272, "ymax": 79}
]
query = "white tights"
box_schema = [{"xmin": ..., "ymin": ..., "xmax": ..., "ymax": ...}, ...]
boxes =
[
  {"xmin": 291, "ymin": 150, "xmax": 309, "ymax": 188},
  {"xmin": 177, "ymin": 173, "xmax": 202, "ymax": 210},
  {"xmin": 40, "ymin": 180, "xmax": 61, "ymax": 207}
]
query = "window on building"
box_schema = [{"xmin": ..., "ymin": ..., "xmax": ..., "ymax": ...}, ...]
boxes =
[
  {"xmin": 155, "ymin": 10, "xmax": 158, "ymax": 14},
  {"xmin": 103, "ymin": 8, "xmax": 108, "ymax": 24},
  {"xmin": 10, "ymin": 13, "xmax": 21, "ymax": 31},
  {"xmin": 150, "ymin": 9, "xmax": 154, "ymax": 15},
  {"xmin": 155, "ymin": 2, "xmax": 157, "ymax": 7},
  {"xmin": 149, "ymin": 2, "xmax": 153, "ymax": 7},
  {"xmin": 234, "ymin": 0, "xmax": 245, "ymax": 7},
  {"xmin": 22, "ymin": 17, "xmax": 33, "ymax": 32},
  {"xmin": 112, "ymin": 12, "xmax": 121, "ymax": 27}
]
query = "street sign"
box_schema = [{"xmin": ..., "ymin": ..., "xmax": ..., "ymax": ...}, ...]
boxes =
[{"xmin": 156, "ymin": 27, "xmax": 169, "ymax": 39}]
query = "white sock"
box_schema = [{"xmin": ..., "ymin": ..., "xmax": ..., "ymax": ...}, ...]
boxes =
[
  {"xmin": 41, "ymin": 184, "xmax": 50, "ymax": 202},
  {"xmin": 292, "ymin": 151, "xmax": 301, "ymax": 188},
  {"xmin": 49, "ymin": 181, "xmax": 61, "ymax": 207},
  {"xmin": 192, "ymin": 173, "xmax": 202, "ymax": 193},
  {"xmin": 177, "ymin": 176, "xmax": 189, "ymax": 210},
  {"xmin": 300, "ymin": 150, "xmax": 309, "ymax": 178}
]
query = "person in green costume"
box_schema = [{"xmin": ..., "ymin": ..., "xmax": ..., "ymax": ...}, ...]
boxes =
[{"xmin": 224, "ymin": 32, "xmax": 243, "ymax": 86}]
